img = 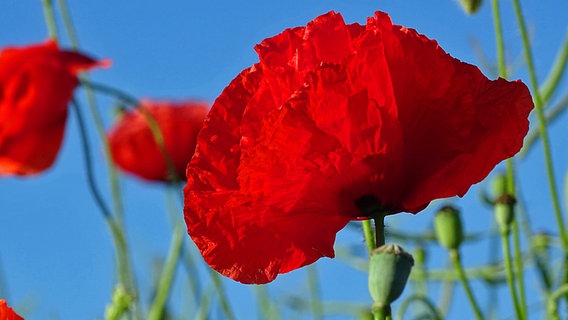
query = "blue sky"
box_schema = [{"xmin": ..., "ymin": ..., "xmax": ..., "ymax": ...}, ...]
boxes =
[{"xmin": 0, "ymin": 1, "xmax": 567, "ymax": 319}]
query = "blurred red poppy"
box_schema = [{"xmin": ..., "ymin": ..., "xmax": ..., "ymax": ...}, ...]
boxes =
[
  {"xmin": 108, "ymin": 100, "xmax": 208, "ymax": 182},
  {"xmin": 0, "ymin": 40, "xmax": 107, "ymax": 176},
  {"xmin": 0, "ymin": 300, "xmax": 23, "ymax": 320},
  {"xmin": 184, "ymin": 11, "xmax": 534, "ymax": 283}
]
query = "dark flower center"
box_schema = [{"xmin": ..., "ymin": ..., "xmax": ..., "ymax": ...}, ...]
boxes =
[{"xmin": 354, "ymin": 194, "xmax": 387, "ymax": 218}]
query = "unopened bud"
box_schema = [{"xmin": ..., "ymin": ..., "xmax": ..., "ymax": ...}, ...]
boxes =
[
  {"xmin": 105, "ymin": 284, "xmax": 133, "ymax": 320},
  {"xmin": 457, "ymin": 0, "xmax": 483, "ymax": 14},
  {"xmin": 495, "ymin": 194, "xmax": 516, "ymax": 234},
  {"xmin": 368, "ymin": 244, "xmax": 414, "ymax": 308},
  {"xmin": 434, "ymin": 206, "xmax": 464, "ymax": 250}
]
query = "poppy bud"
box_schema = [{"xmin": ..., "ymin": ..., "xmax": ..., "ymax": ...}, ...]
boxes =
[
  {"xmin": 434, "ymin": 206, "xmax": 464, "ymax": 250},
  {"xmin": 368, "ymin": 244, "xmax": 414, "ymax": 309},
  {"xmin": 457, "ymin": 0, "xmax": 483, "ymax": 14},
  {"xmin": 495, "ymin": 194, "xmax": 516, "ymax": 234}
]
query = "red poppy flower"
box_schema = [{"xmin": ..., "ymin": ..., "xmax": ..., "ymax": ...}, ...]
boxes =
[
  {"xmin": 0, "ymin": 300, "xmax": 23, "ymax": 320},
  {"xmin": 108, "ymin": 100, "xmax": 208, "ymax": 182},
  {"xmin": 0, "ymin": 40, "xmax": 107, "ymax": 176},
  {"xmin": 183, "ymin": 11, "xmax": 534, "ymax": 284}
]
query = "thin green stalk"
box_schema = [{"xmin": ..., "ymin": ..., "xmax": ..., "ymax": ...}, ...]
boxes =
[
  {"xmin": 58, "ymin": 0, "xmax": 127, "ymax": 227},
  {"xmin": 56, "ymin": 0, "xmax": 79, "ymax": 46},
  {"xmin": 522, "ymin": 91, "xmax": 568, "ymax": 157},
  {"xmin": 511, "ymin": 0, "xmax": 568, "ymax": 253},
  {"xmin": 362, "ymin": 220, "xmax": 376, "ymax": 252},
  {"xmin": 500, "ymin": 230, "xmax": 524, "ymax": 320},
  {"xmin": 80, "ymin": 80, "xmax": 140, "ymax": 107},
  {"xmin": 254, "ymin": 285, "xmax": 279, "ymax": 320},
  {"xmin": 56, "ymin": 1, "xmax": 139, "ymax": 316},
  {"xmin": 511, "ymin": 221, "xmax": 527, "ymax": 317},
  {"xmin": 72, "ymin": 99, "xmax": 112, "ymax": 219},
  {"xmin": 209, "ymin": 269, "xmax": 236, "ymax": 320},
  {"xmin": 307, "ymin": 265, "xmax": 323, "ymax": 320},
  {"xmin": 449, "ymin": 250, "xmax": 483, "ymax": 320},
  {"xmin": 491, "ymin": 0, "xmax": 507, "ymax": 78},
  {"xmin": 41, "ymin": 0, "xmax": 58, "ymax": 40},
  {"xmin": 396, "ymin": 295, "xmax": 443, "ymax": 320},
  {"xmin": 148, "ymin": 224, "xmax": 184, "ymax": 320},
  {"xmin": 540, "ymin": 33, "xmax": 568, "ymax": 105}
]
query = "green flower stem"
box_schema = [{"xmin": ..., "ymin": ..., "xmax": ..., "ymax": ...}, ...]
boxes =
[
  {"xmin": 491, "ymin": 0, "xmax": 506, "ymax": 78},
  {"xmin": 55, "ymin": 1, "xmax": 139, "ymax": 316},
  {"xmin": 72, "ymin": 99, "xmax": 137, "ymax": 314},
  {"xmin": 375, "ymin": 216, "xmax": 385, "ymax": 248},
  {"xmin": 56, "ymin": 0, "xmax": 79, "ymax": 47},
  {"xmin": 254, "ymin": 285, "xmax": 280, "ymax": 320},
  {"xmin": 511, "ymin": 0, "xmax": 568, "ymax": 252},
  {"xmin": 448, "ymin": 249, "xmax": 483, "ymax": 320},
  {"xmin": 41, "ymin": 0, "xmax": 58, "ymax": 40},
  {"xmin": 500, "ymin": 228, "xmax": 525, "ymax": 320},
  {"xmin": 547, "ymin": 283, "xmax": 568, "ymax": 320},
  {"xmin": 80, "ymin": 80, "xmax": 140, "ymax": 107},
  {"xmin": 372, "ymin": 304, "xmax": 390, "ymax": 320},
  {"xmin": 307, "ymin": 265, "xmax": 323, "ymax": 320},
  {"xmin": 362, "ymin": 220, "xmax": 376, "ymax": 252},
  {"xmin": 396, "ymin": 294, "xmax": 442, "ymax": 320},
  {"xmin": 209, "ymin": 269, "xmax": 236, "ymax": 320},
  {"xmin": 511, "ymin": 221, "xmax": 527, "ymax": 317},
  {"xmin": 490, "ymin": 4, "xmax": 527, "ymax": 311},
  {"xmin": 540, "ymin": 33, "xmax": 568, "ymax": 105},
  {"xmin": 522, "ymin": 92, "xmax": 568, "ymax": 157},
  {"xmin": 148, "ymin": 223, "xmax": 184, "ymax": 320}
]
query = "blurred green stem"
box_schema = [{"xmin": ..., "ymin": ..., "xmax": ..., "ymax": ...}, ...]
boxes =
[
  {"xmin": 500, "ymin": 229, "xmax": 525, "ymax": 320},
  {"xmin": 511, "ymin": 0, "xmax": 568, "ymax": 252},
  {"xmin": 449, "ymin": 250, "xmax": 483, "ymax": 320},
  {"xmin": 307, "ymin": 266, "xmax": 323, "ymax": 320},
  {"xmin": 148, "ymin": 223, "xmax": 184, "ymax": 320},
  {"xmin": 362, "ymin": 220, "xmax": 376, "ymax": 252},
  {"xmin": 41, "ymin": 0, "xmax": 58, "ymax": 40}
]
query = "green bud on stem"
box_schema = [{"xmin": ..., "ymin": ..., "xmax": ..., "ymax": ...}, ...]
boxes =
[
  {"xmin": 434, "ymin": 206, "xmax": 464, "ymax": 250},
  {"xmin": 368, "ymin": 244, "xmax": 414, "ymax": 310},
  {"xmin": 495, "ymin": 194, "xmax": 516, "ymax": 234}
]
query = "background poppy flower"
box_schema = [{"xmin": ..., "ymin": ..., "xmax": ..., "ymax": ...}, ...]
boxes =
[
  {"xmin": 108, "ymin": 100, "xmax": 208, "ymax": 182},
  {"xmin": 0, "ymin": 40, "xmax": 107, "ymax": 176},
  {"xmin": 183, "ymin": 11, "xmax": 534, "ymax": 284},
  {"xmin": 0, "ymin": 300, "xmax": 23, "ymax": 320}
]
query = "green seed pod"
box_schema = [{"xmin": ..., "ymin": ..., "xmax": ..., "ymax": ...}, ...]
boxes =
[
  {"xmin": 434, "ymin": 206, "xmax": 464, "ymax": 250},
  {"xmin": 495, "ymin": 194, "xmax": 516, "ymax": 234},
  {"xmin": 368, "ymin": 244, "xmax": 414, "ymax": 308},
  {"xmin": 458, "ymin": 0, "xmax": 483, "ymax": 14}
]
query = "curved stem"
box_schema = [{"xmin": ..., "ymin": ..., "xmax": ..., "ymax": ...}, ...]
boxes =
[
  {"xmin": 80, "ymin": 80, "xmax": 140, "ymax": 107},
  {"xmin": 395, "ymin": 294, "xmax": 443, "ymax": 320},
  {"xmin": 449, "ymin": 250, "xmax": 483, "ymax": 320}
]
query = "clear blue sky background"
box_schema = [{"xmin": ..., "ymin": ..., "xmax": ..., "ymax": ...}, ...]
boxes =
[{"xmin": 0, "ymin": 1, "xmax": 567, "ymax": 319}]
